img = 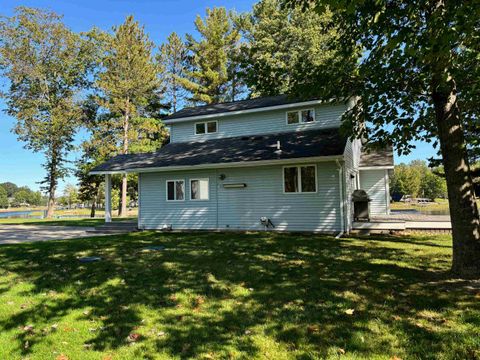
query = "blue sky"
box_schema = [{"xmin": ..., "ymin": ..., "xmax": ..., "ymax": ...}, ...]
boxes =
[{"xmin": 0, "ymin": 0, "xmax": 437, "ymax": 192}]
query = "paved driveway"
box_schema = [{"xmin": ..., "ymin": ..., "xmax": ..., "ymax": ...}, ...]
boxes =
[{"xmin": 0, "ymin": 225, "xmax": 108, "ymax": 245}]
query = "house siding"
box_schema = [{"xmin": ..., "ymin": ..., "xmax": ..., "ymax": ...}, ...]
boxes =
[
  {"xmin": 343, "ymin": 138, "xmax": 362, "ymax": 231},
  {"xmin": 359, "ymin": 169, "xmax": 389, "ymax": 216},
  {"xmin": 169, "ymin": 104, "xmax": 347, "ymax": 143},
  {"xmin": 139, "ymin": 162, "xmax": 342, "ymax": 232},
  {"xmin": 138, "ymin": 170, "xmax": 218, "ymax": 230}
]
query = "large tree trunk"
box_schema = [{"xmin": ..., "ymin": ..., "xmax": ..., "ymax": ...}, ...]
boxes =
[
  {"xmin": 432, "ymin": 78, "xmax": 480, "ymax": 277},
  {"xmin": 45, "ymin": 146, "xmax": 59, "ymax": 218},
  {"xmin": 46, "ymin": 189, "xmax": 55, "ymax": 218},
  {"xmin": 119, "ymin": 100, "xmax": 130, "ymax": 217}
]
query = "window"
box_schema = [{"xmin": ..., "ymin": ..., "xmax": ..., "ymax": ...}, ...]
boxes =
[
  {"xmin": 287, "ymin": 111, "xmax": 299, "ymax": 125},
  {"xmin": 166, "ymin": 180, "xmax": 185, "ymax": 201},
  {"xmin": 286, "ymin": 109, "xmax": 315, "ymax": 125},
  {"xmin": 301, "ymin": 109, "xmax": 315, "ymax": 123},
  {"xmin": 195, "ymin": 121, "xmax": 217, "ymax": 135},
  {"xmin": 283, "ymin": 165, "xmax": 317, "ymax": 193},
  {"xmin": 190, "ymin": 178, "xmax": 209, "ymax": 200}
]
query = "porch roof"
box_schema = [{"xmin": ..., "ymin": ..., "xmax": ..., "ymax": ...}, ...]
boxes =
[{"xmin": 90, "ymin": 128, "xmax": 347, "ymax": 175}]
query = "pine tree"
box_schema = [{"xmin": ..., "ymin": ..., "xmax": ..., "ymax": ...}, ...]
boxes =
[
  {"xmin": 0, "ymin": 7, "xmax": 97, "ymax": 217},
  {"xmin": 180, "ymin": 7, "xmax": 242, "ymax": 105},
  {"xmin": 241, "ymin": 0, "xmax": 340, "ymax": 97},
  {"xmin": 96, "ymin": 15, "xmax": 161, "ymax": 217},
  {"xmin": 158, "ymin": 32, "xmax": 188, "ymax": 113}
]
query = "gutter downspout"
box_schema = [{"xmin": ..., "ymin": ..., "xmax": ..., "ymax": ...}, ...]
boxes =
[{"xmin": 336, "ymin": 160, "xmax": 346, "ymax": 238}]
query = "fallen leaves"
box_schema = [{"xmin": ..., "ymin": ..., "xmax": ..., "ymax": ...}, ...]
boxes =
[
  {"xmin": 307, "ymin": 325, "xmax": 320, "ymax": 334},
  {"xmin": 127, "ymin": 333, "xmax": 141, "ymax": 343},
  {"xmin": 22, "ymin": 325, "xmax": 34, "ymax": 333},
  {"xmin": 56, "ymin": 355, "xmax": 69, "ymax": 360}
]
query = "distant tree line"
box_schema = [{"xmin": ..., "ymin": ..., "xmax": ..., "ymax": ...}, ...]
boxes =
[
  {"xmin": 390, "ymin": 161, "xmax": 448, "ymax": 201},
  {"xmin": 0, "ymin": 182, "xmax": 45, "ymax": 209}
]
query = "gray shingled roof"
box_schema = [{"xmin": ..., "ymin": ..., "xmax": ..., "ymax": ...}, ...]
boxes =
[
  {"xmin": 359, "ymin": 146, "xmax": 394, "ymax": 167},
  {"xmin": 90, "ymin": 128, "xmax": 346, "ymax": 174},
  {"xmin": 164, "ymin": 95, "xmax": 318, "ymax": 121}
]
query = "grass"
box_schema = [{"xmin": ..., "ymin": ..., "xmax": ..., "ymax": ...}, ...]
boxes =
[
  {"xmin": 0, "ymin": 217, "xmax": 137, "ymax": 227},
  {"xmin": 390, "ymin": 199, "xmax": 450, "ymax": 212},
  {"xmin": 0, "ymin": 232, "xmax": 478, "ymax": 359},
  {"xmin": 390, "ymin": 199, "xmax": 480, "ymax": 213}
]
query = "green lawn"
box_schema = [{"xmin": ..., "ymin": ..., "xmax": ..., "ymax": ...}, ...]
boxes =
[
  {"xmin": 0, "ymin": 217, "xmax": 136, "ymax": 227},
  {"xmin": 0, "ymin": 232, "xmax": 478, "ymax": 359}
]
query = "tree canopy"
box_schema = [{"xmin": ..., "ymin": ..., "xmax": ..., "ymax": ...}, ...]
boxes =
[
  {"xmin": 158, "ymin": 32, "xmax": 189, "ymax": 113},
  {"xmin": 285, "ymin": 0, "xmax": 480, "ymax": 276},
  {"xmin": 241, "ymin": 0, "xmax": 342, "ymax": 97},
  {"xmin": 95, "ymin": 15, "xmax": 163, "ymax": 216},
  {"xmin": 180, "ymin": 7, "xmax": 242, "ymax": 104},
  {"xmin": 0, "ymin": 7, "xmax": 98, "ymax": 217}
]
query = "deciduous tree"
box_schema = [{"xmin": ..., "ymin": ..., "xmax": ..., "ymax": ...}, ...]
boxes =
[
  {"xmin": 0, "ymin": 186, "xmax": 8, "ymax": 209},
  {"xmin": 0, "ymin": 7, "xmax": 97, "ymax": 217},
  {"xmin": 286, "ymin": 0, "xmax": 480, "ymax": 276}
]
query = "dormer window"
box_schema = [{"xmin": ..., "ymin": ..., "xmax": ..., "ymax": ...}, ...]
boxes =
[
  {"xmin": 286, "ymin": 109, "xmax": 315, "ymax": 125},
  {"xmin": 195, "ymin": 120, "xmax": 217, "ymax": 135}
]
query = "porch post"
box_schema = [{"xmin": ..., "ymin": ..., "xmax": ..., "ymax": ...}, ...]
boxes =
[{"xmin": 105, "ymin": 174, "xmax": 112, "ymax": 223}]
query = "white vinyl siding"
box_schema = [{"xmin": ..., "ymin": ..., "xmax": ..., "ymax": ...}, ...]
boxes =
[
  {"xmin": 170, "ymin": 104, "xmax": 346, "ymax": 143},
  {"xmin": 360, "ymin": 169, "xmax": 389, "ymax": 216},
  {"xmin": 138, "ymin": 162, "xmax": 342, "ymax": 232}
]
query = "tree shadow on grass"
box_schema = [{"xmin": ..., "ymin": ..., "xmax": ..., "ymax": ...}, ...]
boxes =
[{"xmin": 0, "ymin": 232, "xmax": 477, "ymax": 359}]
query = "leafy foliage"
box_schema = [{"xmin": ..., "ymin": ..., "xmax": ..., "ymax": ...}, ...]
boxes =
[
  {"xmin": 0, "ymin": 7, "xmax": 98, "ymax": 216},
  {"xmin": 241, "ymin": 0, "xmax": 344, "ymax": 97},
  {"xmin": 391, "ymin": 161, "xmax": 447, "ymax": 200},
  {"xmin": 284, "ymin": 0, "xmax": 480, "ymax": 276},
  {"xmin": 11, "ymin": 187, "xmax": 42, "ymax": 207},
  {"xmin": 0, "ymin": 182, "xmax": 18, "ymax": 198},
  {"xmin": 0, "ymin": 186, "xmax": 8, "ymax": 209}
]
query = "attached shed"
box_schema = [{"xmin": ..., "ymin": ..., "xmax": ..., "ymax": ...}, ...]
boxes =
[{"xmin": 358, "ymin": 147, "xmax": 394, "ymax": 216}]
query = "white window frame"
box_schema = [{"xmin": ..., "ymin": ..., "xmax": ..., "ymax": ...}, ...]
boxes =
[
  {"xmin": 194, "ymin": 120, "xmax": 218, "ymax": 135},
  {"xmin": 285, "ymin": 109, "xmax": 316, "ymax": 125},
  {"xmin": 166, "ymin": 179, "xmax": 185, "ymax": 202},
  {"xmin": 189, "ymin": 178, "xmax": 210, "ymax": 201},
  {"xmin": 282, "ymin": 165, "xmax": 318, "ymax": 194}
]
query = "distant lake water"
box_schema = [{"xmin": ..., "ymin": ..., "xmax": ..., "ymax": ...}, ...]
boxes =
[{"xmin": 0, "ymin": 210, "xmax": 43, "ymax": 219}]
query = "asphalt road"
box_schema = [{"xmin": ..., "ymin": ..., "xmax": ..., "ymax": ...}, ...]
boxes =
[{"xmin": 0, "ymin": 225, "xmax": 108, "ymax": 244}]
